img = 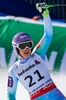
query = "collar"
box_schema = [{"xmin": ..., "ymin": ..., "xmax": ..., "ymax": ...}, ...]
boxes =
[{"xmin": 18, "ymin": 57, "xmax": 29, "ymax": 64}]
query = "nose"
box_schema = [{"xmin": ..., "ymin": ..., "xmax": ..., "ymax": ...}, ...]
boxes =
[{"xmin": 24, "ymin": 46, "xmax": 30, "ymax": 50}]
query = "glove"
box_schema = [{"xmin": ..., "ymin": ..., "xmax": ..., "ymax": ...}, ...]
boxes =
[{"xmin": 36, "ymin": 2, "xmax": 49, "ymax": 18}]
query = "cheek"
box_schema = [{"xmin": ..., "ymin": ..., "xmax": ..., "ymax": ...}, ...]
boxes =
[{"xmin": 19, "ymin": 50, "xmax": 23, "ymax": 55}]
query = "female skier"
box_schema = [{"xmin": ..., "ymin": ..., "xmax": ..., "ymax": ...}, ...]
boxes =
[{"xmin": 7, "ymin": 3, "xmax": 66, "ymax": 100}]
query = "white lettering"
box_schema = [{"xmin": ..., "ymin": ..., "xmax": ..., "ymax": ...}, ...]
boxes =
[
  {"xmin": 45, "ymin": 51, "xmax": 57, "ymax": 71},
  {"xmin": 8, "ymin": 49, "xmax": 17, "ymax": 67},
  {"xmin": 0, "ymin": 48, "xmax": 7, "ymax": 67},
  {"xmin": 0, "ymin": 47, "xmax": 66, "ymax": 74},
  {"xmin": 60, "ymin": 51, "xmax": 66, "ymax": 73},
  {"xmin": 0, "ymin": 48, "xmax": 17, "ymax": 68}
]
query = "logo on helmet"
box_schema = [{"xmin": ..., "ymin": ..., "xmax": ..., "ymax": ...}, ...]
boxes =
[{"xmin": 20, "ymin": 35, "xmax": 27, "ymax": 39}]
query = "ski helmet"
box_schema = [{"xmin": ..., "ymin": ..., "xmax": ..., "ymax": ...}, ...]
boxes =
[{"xmin": 12, "ymin": 32, "xmax": 33, "ymax": 55}]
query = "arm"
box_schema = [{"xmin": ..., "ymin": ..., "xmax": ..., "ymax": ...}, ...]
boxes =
[
  {"xmin": 32, "ymin": 4, "xmax": 53, "ymax": 59},
  {"xmin": 7, "ymin": 67, "xmax": 18, "ymax": 100}
]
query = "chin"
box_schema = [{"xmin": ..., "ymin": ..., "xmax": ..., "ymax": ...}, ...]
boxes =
[{"xmin": 24, "ymin": 54, "xmax": 30, "ymax": 58}]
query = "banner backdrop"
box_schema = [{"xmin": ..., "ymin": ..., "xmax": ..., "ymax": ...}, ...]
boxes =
[{"xmin": 0, "ymin": 17, "xmax": 66, "ymax": 73}]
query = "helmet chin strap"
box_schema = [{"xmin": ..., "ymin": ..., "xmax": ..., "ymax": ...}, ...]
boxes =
[
  {"xmin": 19, "ymin": 54, "xmax": 24, "ymax": 58},
  {"xmin": 15, "ymin": 48, "xmax": 23, "ymax": 58}
]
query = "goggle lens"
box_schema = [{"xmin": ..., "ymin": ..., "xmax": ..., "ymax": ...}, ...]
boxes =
[{"xmin": 18, "ymin": 41, "xmax": 33, "ymax": 50}]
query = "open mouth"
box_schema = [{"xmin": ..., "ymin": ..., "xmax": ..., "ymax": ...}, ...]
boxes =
[{"xmin": 24, "ymin": 52, "xmax": 29, "ymax": 54}]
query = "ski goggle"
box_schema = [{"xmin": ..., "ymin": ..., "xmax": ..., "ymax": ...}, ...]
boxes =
[{"xmin": 13, "ymin": 41, "xmax": 33, "ymax": 50}]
